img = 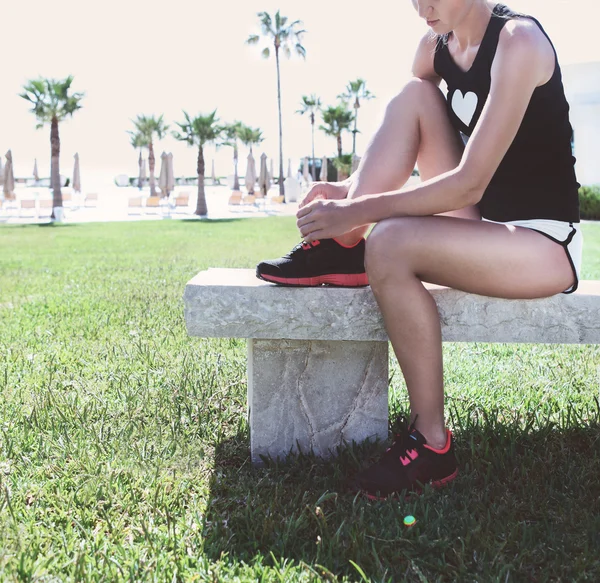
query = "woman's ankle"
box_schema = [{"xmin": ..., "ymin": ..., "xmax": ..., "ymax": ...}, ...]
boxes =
[
  {"xmin": 415, "ymin": 424, "xmax": 448, "ymax": 450},
  {"xmin": 335, "ymin": 228, "xmax": 368, "ymax": 247}
]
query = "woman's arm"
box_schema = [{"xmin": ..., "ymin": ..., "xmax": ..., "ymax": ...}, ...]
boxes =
[
  {"xmin": 359, "ymin": 21, "xmax": 553, "ymax": 222},
  {"xmin": 412, "ymin": 32, "xmax": 443, "ymax": 84},
  {"xmin": 297, "ymin": 20, "xmax": 555, "ymax": 240}
]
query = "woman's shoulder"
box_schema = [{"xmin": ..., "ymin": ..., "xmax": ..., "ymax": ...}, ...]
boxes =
[
  {"xmin": 496, "ymin": 17, "xmax": 555, "ymax": 84},
  {"xmin": 497, "ymin": 17, "xmax": 553, "ymax": 59}
]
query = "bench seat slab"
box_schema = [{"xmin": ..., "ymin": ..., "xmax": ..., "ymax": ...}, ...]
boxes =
[{"xmin": 248, "ymin": 339, "xmax": 389, "ymax": 464}]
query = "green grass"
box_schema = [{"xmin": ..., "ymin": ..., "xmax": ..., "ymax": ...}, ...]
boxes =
[{"xmin": 0, "ymin": 218, "xmax": 599, "ymax": 582}]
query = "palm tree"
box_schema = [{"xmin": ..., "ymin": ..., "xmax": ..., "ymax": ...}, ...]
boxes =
[
  {"xmin": 221, "ymin": 122, "xmax": 243, "ymax": 192},
  {"xmin": 130, "ymin": 132, "xmax": 149, "ymax": 189},
  {"xmin": 338, "ymin": 79, "xmax": 375, "ymax": 155},
  {"xmin": 19, "ymin": 76, "xmax": 84, "ymax": 218},
  {"xmin": 237, "ymin": 125, "xmax": 264, "ymax": 155},
  {"xmin": 172, "ymin": 110, "xmax": 221, "ymax": 216},
  {"xmin": 246, "ymin": 11, "xmax": 306, "ymax": 197},
  {"xmin": 320, "ymin": 104, "xmax": 354, "ymax": 159},
  {"xmin": 296, "ymin": 94, "xmax": 321, "ymax": 181},
  {"xmin": 128, "ymin": 115, "xmax": 169, "ymax": 197}
]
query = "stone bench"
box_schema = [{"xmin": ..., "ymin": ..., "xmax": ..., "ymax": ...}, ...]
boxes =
[{"xmin": 183, "ymin": 268, "xmax": 600, "ymax": 464}]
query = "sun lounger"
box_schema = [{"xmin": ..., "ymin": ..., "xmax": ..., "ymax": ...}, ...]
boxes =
[
  {"xmin": 144, "ymin": 196, "xmax": 161, "ymax": 214},
  {"xmin": 84, "ymin": 193, "xmax": 98, "ymax": 207},
  {"xmin": 228, "ymin": 192, "xmax": 243, "ymax": 206},
  {"xmin": 19, "ymin": 199, "xmax": 37, "ymax": 218},
  {"xmin": 128, "ymin": 197, "xmax": 143, "ymax": 214},
  {"xmin": 242, "ymin": 194, "xmax": 256, "ymax": 205},
  {"xmin": 270, "ymin": 195, "xmax": 285, "ymax": 204},
  {"xmin": 174, "ymin": 194, "xmax": 190, "ymax": 208},
  {"xmin": 38, "ymin": 199, "xmax": 53, "ymax": 217}
]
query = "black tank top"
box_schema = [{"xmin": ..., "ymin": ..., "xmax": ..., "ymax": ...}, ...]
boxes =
[{"xmin": 433, "ymin": 3, "xmax": 580, "ymax": 223}]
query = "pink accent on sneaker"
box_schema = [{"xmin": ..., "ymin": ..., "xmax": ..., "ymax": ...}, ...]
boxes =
[
  {"xmin": 399, "ymin": 449, "xmax": 419, "ymax": 466},
  {"xmin": 332, "ymin": 237, "xmax": 364, "ymax": 249},
  {"xmin": 431, "ymin": 468, "xmax": 459, "ymax": 488},
  {"xmin": 260, "ymin": 272, "xmax": 369, "ymax": 287},
  {"xmin": 423, "ymin": 430, "xmax": 453, "ymax": 454}
]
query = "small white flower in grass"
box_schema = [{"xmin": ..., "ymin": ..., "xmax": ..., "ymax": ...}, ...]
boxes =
[
  {"xmin": 27, "ymin": 354, "xmax": 34, "ymax": 362},
  {"xmin": 0, "ymin": 461, "xmax": 11, "ymax": 475}
]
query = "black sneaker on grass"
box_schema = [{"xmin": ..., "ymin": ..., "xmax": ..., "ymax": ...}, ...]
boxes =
[
  {"xmin": 256, "ymin": 237, "xmax": 368, "ymax": 287},
  {"xmin": 355, "ymin": 418, "xmax": 458, "ymax": 500}
]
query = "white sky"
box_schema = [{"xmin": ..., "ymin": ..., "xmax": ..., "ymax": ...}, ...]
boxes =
[{"xmin": 1, "ymin": 0, "xmax": 599, "ymax": 181}]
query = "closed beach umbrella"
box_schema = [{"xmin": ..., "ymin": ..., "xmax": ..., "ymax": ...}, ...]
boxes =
[
  {"xmin": 269, "ymin": 158, "xmax": 274, "ymax": 189},
  {"xmin": 245, "ymin": 152, "xmax": 257, "ymax": 194},
  {"xmin": 320, "ymin": 156, "xmax": 328, "ymax": 181},
  {"xmin": 211, "ymin": 159, "xmax": 217, "ymax": 184},
  {"xmin": 0, "ymin": 157, "xmax": 4, "ymax": 187},
  {"xmin": 33, "ymin": 158, "xmax": 40, "ymax": 182},
  {"xmin": 352, "ymin": 154, "xmax": 361, "ymax": 174},
  {"xmin": 303, "ymin": 156, "xmax": 311, "ymax": 185},
  {"xmin": 3, "ymin": 150, "xmax": 15, "ymax": 199},
  {"xmin": 259, "ymin": 153, "xmax": 268, "ymax": 197},
  {"xmin": 287, "ymin": 158, "xmax": 292, "ymax": 179},
  {"xmin": 158, "ymin": 152, "xmax": 168, "ymax": 196},
  {"xmin": 167, "ymin": 153, "xmax": 175, "ymax": 195},
  {"xmin": 73, "ymin": 153, "xmax": 81, "ymax": 193}
]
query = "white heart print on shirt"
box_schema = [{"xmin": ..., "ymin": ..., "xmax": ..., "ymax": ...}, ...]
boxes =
[{"xmin": 451, "ymin": 90, "xmax": 478, "ymax": 127}]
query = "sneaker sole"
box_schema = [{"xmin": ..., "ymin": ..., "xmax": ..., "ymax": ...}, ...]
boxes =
[
  {"xmin": 257, "ymin": 271, "xmax": 369, "ymax": 287},
  {"xmin": 362, "ymin": 468, "xmax": 459, "ymax": 501}
]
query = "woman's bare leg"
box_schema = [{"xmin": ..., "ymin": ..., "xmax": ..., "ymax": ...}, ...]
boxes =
[
  {"xmin": 337, "ymin": 77, "xmax": 480, "ymax": 247},
  {"xmin": 365, "ymin": 216, "xmax": 575, "ymax": 448}
]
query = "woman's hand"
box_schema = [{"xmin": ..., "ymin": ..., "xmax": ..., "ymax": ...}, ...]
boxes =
[
  {"xmin": 298, "ymin": 179, "xmax": 350, "ymax": 209},
  {"xmin": 296, "ymin": 198, "xmax": 363, "ymax": 242}
]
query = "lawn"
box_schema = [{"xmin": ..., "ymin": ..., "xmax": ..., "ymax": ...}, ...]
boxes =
[{"xmin": 0, "ymin": 218, "xmax": 599, "ymax": 582}]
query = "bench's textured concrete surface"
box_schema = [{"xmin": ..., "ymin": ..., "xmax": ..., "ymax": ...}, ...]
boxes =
[
  {"xmin": 248, "ymin": 339, "xmax": 388, "ymax": 464},
  {"xmin": 184, "ymin": 268, "xmax": 600, "ymax": 344},
  {"xmin": 184, "ymin": 268, "xmax": 600, "ymax": 463}
]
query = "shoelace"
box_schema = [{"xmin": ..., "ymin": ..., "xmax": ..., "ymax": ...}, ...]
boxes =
[{"xmin": 286, "ymin": 240, "xmax": 321, "ymax": 257}]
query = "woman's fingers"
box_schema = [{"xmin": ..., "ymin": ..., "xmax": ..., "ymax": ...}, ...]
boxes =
[
  {"xmin": 299, "ymin": 187, "xmax": 323, "ymax": 208},
  {"xmin": 296, "ymin": 205, "xmax": 312, "ymax": 219}
]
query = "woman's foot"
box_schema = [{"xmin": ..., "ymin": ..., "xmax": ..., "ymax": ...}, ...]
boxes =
[
  {"xmin": 355, "ymin": 418, "xmax": 458, "ymax": 500},
  {"xmin": 256, "ymin": 237, "xmax": 368, "ymax": 287}
]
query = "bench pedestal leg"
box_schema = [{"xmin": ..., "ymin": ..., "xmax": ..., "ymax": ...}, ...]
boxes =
[{"xmin": 248, "ymin": 339, "xmax": 389, "ymax": 465}]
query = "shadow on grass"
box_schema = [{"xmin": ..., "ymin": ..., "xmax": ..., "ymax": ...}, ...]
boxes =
[
  {"xmin": 0, "ymin": 222, "xmax": 82, "ymax": 229},
  {"xmin": 175, "ymin": 218, "xmax": 246, "ymax": 225},
  {"xmin": 203, "ymin": 412, "xmax": 600, "ymax": 581}
]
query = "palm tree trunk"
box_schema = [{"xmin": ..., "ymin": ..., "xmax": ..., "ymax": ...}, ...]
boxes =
[
  {"xmin": 233, "ymin": 144, "xmax": 240, "ymax": 191},
  {"xmin": 148, "ymin": 141, "xmax": 156, "ymax": 197},
  {"xmin": 195, "ymin": 145, "xmax": 207, "ymax": 216},
  {"xmin": 138, "ymin": 149, "xmax": 143, "ymax": 190},
  {"xmin": 310, "ymin": 112, "xmax": 316, "ymax": 182},
  {"xmin": 275, "ymin": 46, "xmax": 285, "ymax": 197},
  {"xmin": 50, "ymin": 115, "xmax": 62, "ymax": 218},
  {"xmin": 352, "ymin": 103, "xmax": 359, "ymax": 155},
  {"xmin": 337, "ymin": 134, "xmax": 343, "ymax": 158}
]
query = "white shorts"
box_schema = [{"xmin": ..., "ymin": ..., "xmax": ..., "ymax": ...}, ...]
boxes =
[{"xmin": 481, "ymin": 218, "xmax": 583, "ymax": 294}]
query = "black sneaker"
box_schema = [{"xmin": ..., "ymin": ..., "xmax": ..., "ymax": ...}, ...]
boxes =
[
  {"xmin": 355, "ymin": 418, "xmax": 458, "ymax": 500},
  {"xmin": 256, "ymin": 238, "xmax": 368, "ymax": 287}
]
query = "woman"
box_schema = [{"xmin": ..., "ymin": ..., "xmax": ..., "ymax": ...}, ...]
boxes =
[{"xmin": 256, "ymin": 1, "xmax": 582, "ymax": 498}]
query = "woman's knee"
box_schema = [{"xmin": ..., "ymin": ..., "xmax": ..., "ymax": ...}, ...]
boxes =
[
  {"xmin": 386, "ymin": 77, "xmax": 445, "ymax": 117},
  {"xmin": 365, "ymin": 219, "xmax": 415, "ymax": 284}
]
